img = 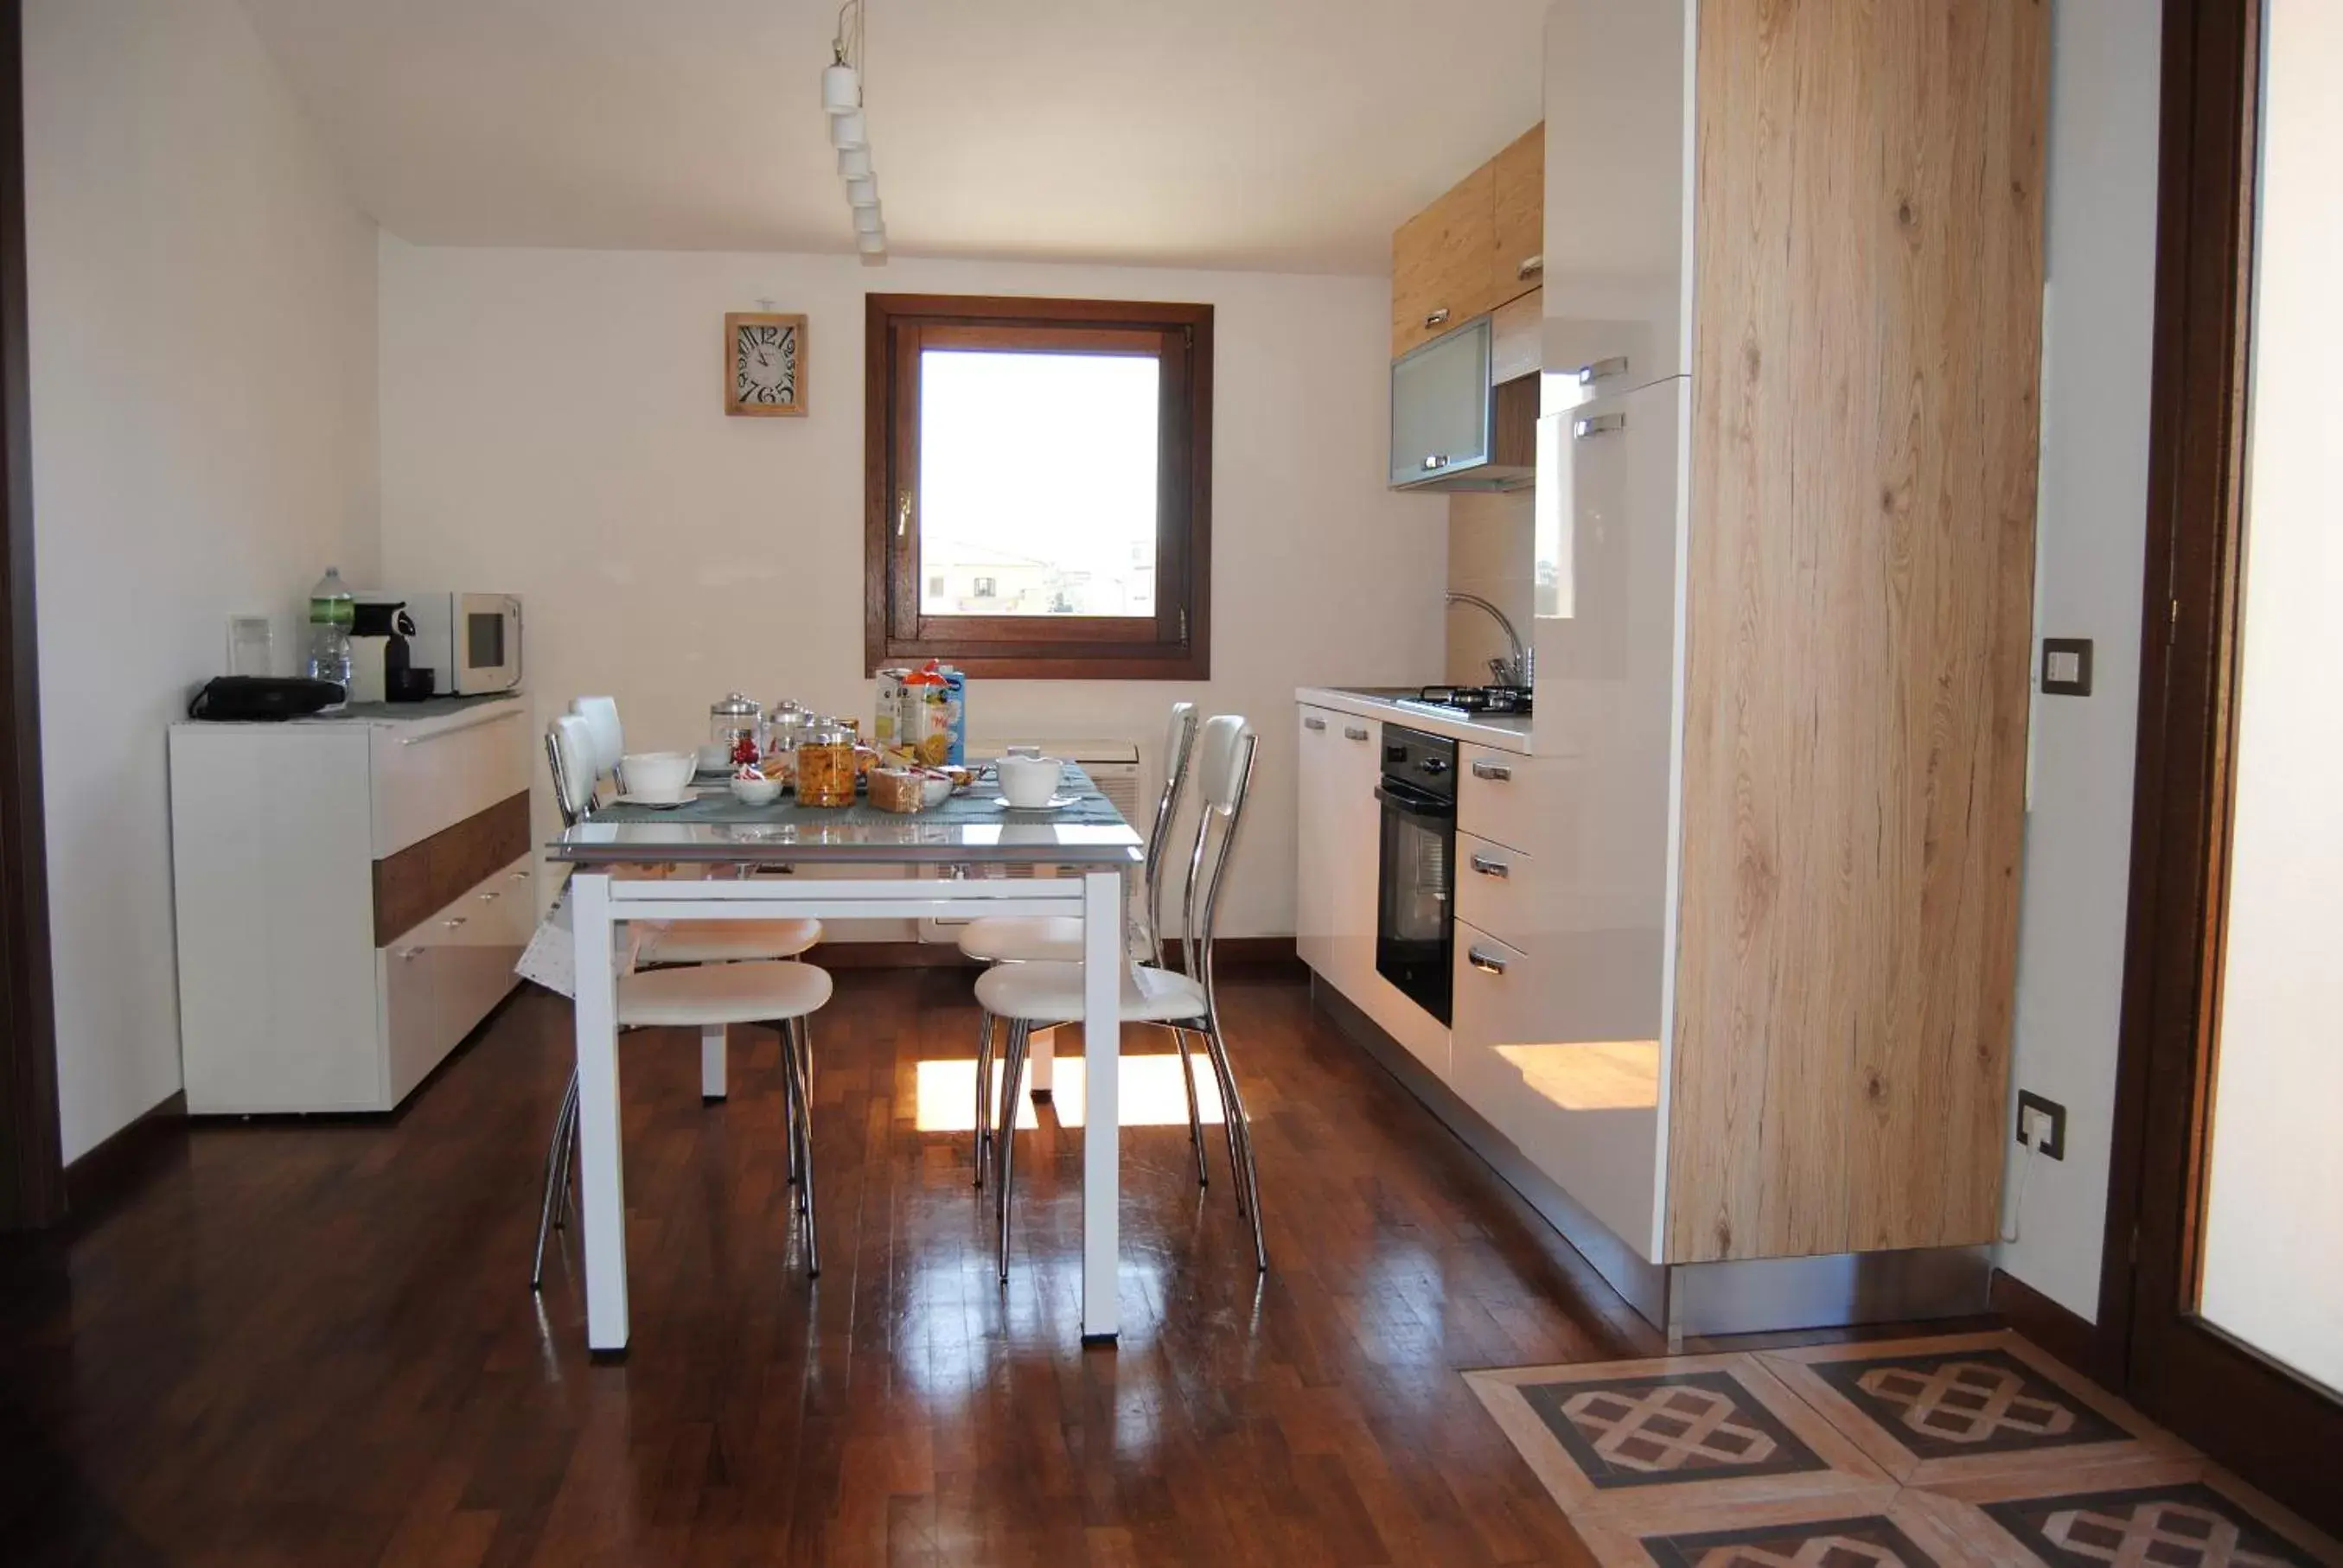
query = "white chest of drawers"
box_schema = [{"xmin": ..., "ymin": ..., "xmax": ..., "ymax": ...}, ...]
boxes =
[{"xmin": 168, "ymin": 698, "xmax": 533, "ymax": 1113}]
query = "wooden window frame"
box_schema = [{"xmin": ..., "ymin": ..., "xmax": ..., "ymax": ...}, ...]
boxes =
[{"xmin": 864, "ymin": 293, "xmax": 1211, "ymax": 679}]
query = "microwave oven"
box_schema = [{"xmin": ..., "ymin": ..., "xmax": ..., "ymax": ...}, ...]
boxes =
[{"xmin": 361, "ymin": 590, "xmax": 524, "ymax": 695}]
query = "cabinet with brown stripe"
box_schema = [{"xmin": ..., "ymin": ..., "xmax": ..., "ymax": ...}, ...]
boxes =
[{"xmin": 169, "ymin": 698, "xmax": 533, "ymax": 1112}]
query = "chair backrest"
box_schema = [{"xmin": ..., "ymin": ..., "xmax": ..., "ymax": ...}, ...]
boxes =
[
  {"xmin": 571, "ymin": 697, "xmax": 624, "ymax": 786},
  {"xmin": 546, "ymin": 713, "xmax": 599, "ymax": 827},
  {"xmin": 1139, "ymin": 702, "xmax": 1199, "ymax": 963},
  {"xmin": 1177, "ymin": 715, "xmax": 1258, "ymax": 999}
]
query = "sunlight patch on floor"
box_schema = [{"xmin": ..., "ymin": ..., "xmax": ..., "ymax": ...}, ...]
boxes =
[{"xmin": 913, "ymin": 1054, "xmax": 1225, "ymax": 1131}]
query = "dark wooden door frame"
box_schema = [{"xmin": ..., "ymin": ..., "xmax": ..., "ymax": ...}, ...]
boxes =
[
  {"xmin": 0, "ymin": 0, "xmax": 63, "ymax": 1233},
  {"xmin": 2097, "ymin": 0, "xmax": 2343, "ymax": 1531}
]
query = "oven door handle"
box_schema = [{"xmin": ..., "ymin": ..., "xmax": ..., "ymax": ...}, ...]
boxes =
[{"xmin": 1375, "ymin": 783, "xmax": 1456, "ymax": 822}]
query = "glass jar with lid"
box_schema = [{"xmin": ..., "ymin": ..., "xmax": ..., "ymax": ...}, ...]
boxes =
[
  {"xmin": 711, "ymin": 692, "xmax": 763, "ymax": 767},
  {"xmin": 763, "ymin": 698, "xmax": 816, "ymax": 762},
  {"xmin": 795, "ymin": 718, "xmax": 859, "ymax": 807}
]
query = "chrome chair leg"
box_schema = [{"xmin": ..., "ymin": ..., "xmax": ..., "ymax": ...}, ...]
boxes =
[
  {"xmin": 782, "ymin": 1016, "xmax": 820, "ymax": 1278},
  {"xmin": 530, "ymin": 1070, "xmax": 582, "ymax": 1289},
  {"xmin": 1198, "ymin": 1015, "xmax": 1267, "ymax": 1271},
  {"xmin": 994, "ymin": 1018, "xmax": 1031, "ymax": 1284},
  {"xmin": 1171, "ymin": 1027, "xmax": 1208, "ymax": 1188},
  {"xmin": 973, "ymin": 1009, "xmax": 996, "ymax": 1189}
]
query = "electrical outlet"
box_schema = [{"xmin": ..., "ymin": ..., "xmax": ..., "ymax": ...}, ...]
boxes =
[{"xmin": 2016, "ymin": 1090, "xmax": 2067, "ymax": 1160}]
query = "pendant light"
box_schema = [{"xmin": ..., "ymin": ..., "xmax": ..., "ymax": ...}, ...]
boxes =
[{"xmin": 821, "ymin": 0, "xmax": 884, "ymax": 260}]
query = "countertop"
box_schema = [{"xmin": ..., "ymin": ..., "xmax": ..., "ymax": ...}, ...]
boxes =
[{"xmin": 1294, "ymin": 686, "xmax": 1540, "ymax": 755}]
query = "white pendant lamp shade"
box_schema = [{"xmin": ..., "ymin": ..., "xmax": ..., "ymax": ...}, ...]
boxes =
[
  {"xmin": 853, "ymin": 204, "xmax": 884, "ymax": 234},
  {"xmin": 845, "ymin": 176, "xmax": 878, "ymax": 209},
  {"xmin": 837, "ymin": 145, "xmax": 871, "ymax": 181},
  {"xmin": 821, "ymin": 62, "xmax": 860, "ymax": 115},
  {"xmin": 857, "ymin": 229, "xmax": 887, "ymax": 254},
  {"xmin": 829, "ymin": 110, "xmax": 868, "ymax": 151}
]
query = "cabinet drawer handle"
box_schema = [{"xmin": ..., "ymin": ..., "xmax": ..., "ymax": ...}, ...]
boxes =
[
  {"xmin": 1420, "ymin": 454, "xmax": 1452, "ymax": 470},
  {"xmin": 398, "ymin": 947, "xmax": 425, "ymax": 962},
  {"xmin": 1424, "ymin": 307, "xmax": 1451, "ymax": 328},
  {"xmin": 1516, "ymin": 254, "xmax": 1544, "ymax": 279},
  {"xmin": 1574, "ymin": 413, "xmax": 1627, "ymax": 440},
  {"xmin": 1468, "ymin": 947, "xmax": 1509, "ymax": 976},
  {"xmin": 396, "ymin": 709, "xmax": 518, "ymax": 745},
  {"xmin": 441, "ymin": 915, "xmax": 468, "ymax": 929},
  {"xmin": 1343, "ymin": 725, "xmax": 1369, "ymax": 742},
  {"xmin": 1470, "ymin": 854, "xmax": 1510, "ymax": 879},
  {"xmin": 1575, "ymin": 355, "xmax": 1630, "ymax": 386},
  {"xmin": 1303, "ymin": 716, "xmax": 1327, "ymax": 732},
  {"xmin": 476, "ymin": 890, "xmax": 500, "ymax": 902},
  {"xmin": 510, "ymin": 870, "xmax": 531, "ymax": 881},
  {"xmin": 1471, "ymin": 760, "xmax": 1512, "ymax": 781}
]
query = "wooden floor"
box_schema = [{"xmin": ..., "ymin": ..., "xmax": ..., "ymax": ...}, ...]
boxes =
[{"xmin": 0, "ymin": 971, "xmax": 1836, "ymax": 1565}]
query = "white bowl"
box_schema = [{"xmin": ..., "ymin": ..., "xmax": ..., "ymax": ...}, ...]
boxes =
[
  {"xmin": 729, "ymin": 774, "xmax": 782, "ymax": 807},
  {"xmin": 622, "ymin": 750, "xmax": 695, "ymax": 797},
  {"xmin": 920, "ymin": 774, "xmax": 954, "ymax": 808}
]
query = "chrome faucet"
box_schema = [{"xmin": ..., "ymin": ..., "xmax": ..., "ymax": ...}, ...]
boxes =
[{"xmin": 1445, "ymin": 592, "xmax": 1531, "ymax": 688}]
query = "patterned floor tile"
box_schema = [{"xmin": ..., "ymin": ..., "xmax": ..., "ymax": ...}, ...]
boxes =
[
  {"xmin": 1921, "ymin": 1463, "xmax": 2343, "ymax": 1568},
  {"xmin": 1570, "ymin": 1491, "xmax": 1995, "ymax": 1568},
  {"xmin": 1760, "ymin": 1333, "xmax": 2180, "ymax": 1483},
  {"xmin": 1466, "ymin": 1353, "xmax": 1896, "ymax": 1526}
]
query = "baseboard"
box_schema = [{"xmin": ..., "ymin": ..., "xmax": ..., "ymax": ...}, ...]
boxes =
[
  {"xmin": 813, "ymin": 935, "xmax": 1304, "ymax": 976},
  {"xmin": 63, "ymin": 1089, "xmax": 187, "ymax": 1222},
  {"xmin": 1990, "ymin": 1266, "xmax": 2110, "ymax": 1380},
  {"xmin": 814, "ymin": 940, "xmax": 980, "ymax": 970}
]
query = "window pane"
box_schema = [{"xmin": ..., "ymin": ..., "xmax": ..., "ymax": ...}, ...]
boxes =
[{"xmin": 917, "ymin": 349, "xmax": 1159, "ymax": 617}]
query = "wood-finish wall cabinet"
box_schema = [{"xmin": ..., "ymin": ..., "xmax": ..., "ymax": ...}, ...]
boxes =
[
  {"xmin": 1390, "ymin": 123, "xmax": 1546, "ymax": 359},
  {"xmin": 1524, "ymin": 0, "xmax": 2049, "ymax": 1269}
]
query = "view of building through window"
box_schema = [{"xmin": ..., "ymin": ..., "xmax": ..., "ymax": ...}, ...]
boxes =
[{"xmin": 916, "ymin": 349, "xmax": 1159, "ymax": 618}]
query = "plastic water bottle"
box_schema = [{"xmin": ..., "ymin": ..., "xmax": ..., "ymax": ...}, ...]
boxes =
[{"xmin": 304, "ymin": 566, "xmax": 354, "ymax": 707}]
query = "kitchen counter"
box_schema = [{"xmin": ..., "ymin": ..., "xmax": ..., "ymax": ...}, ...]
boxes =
[{"xmin": 1294, "ymin": 686, "xmax": 1543, "ymax": 755}]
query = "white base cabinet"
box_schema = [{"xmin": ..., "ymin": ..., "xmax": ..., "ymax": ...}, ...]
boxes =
[{"xmin": 170, "ymin": 698, "xmax": 533, "ymax": 1114}]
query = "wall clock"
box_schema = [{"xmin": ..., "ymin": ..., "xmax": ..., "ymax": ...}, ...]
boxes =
[{"xmin": 725, "ymin": 311, "xmax": 806, "ymax": 417}]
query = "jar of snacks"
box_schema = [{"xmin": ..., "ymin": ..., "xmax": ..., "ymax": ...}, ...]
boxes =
[
  {"xmin": 794, "ymin": 719, "xmax": 859, "ymax": 808},
  {"xmin": 711, "ymin": 692, "xmax": 763, "ymax": 767},
  {"xmin": 866, "ymin": 766, "xmax": 924, "ymax": 814}
]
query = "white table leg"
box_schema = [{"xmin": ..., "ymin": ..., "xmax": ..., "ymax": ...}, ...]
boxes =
[
  {"xmin": 1081, "ymin": 869, "xmax": 1120, "ymax": 1342},
  {"xmin": 1027, "ymin": 1027, "xmax": 1056, "ymax": 1098},
  {"xmin": 699, "ymin": 1024, "xmax": 726, "ymax": 1100},
  {"xmin": 571, "ymin": 871, "xmax": 629, "ymax": 1354}
]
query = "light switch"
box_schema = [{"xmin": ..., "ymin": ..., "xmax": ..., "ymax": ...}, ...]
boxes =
[{"xmin": 2041, "ymin": 637, "xmax": 2093, "ymax": 697}]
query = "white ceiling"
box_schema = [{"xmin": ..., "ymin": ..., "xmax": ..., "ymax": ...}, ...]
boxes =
[{"xmin": 235, "ymin": 0, "xmax": 1548, "ymax": 275}]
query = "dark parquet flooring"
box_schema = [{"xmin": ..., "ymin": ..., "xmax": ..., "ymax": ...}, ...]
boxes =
[{"xmin": 0, "ymin": 970, "xmax": 1731, "ymax": 1565}]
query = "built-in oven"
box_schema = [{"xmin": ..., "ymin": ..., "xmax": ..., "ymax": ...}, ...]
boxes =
[{"xmin": 1375, "ymin": 724, "xmax": 1458, "ymax": 1025}]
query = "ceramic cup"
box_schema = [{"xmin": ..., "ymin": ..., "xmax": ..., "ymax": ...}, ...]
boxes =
[
  {"xmin": 729, "ymin": 774, "xmax": 782, "ymax": 807},
  {"xmin": 997, "ymin": 753, "xmax": 1063, "ymax": 809},
  {"xmin": 696, "ymin": 743, "xmax": 731, "ymax": 774}
]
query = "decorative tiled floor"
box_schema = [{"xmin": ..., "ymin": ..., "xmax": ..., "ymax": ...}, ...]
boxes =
[{"xmin": 1465, "ymin": 1332, "xmax": 2341, "ymax": 1568}]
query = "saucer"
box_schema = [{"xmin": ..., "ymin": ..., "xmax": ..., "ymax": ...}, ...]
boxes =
[
  {"xmin": 611, "ymin": 791, "xmax": 699, "ymax": 809},
  {"xmin": 987, "ymin": 795, "xmax": 1078, "ymax": 812}
]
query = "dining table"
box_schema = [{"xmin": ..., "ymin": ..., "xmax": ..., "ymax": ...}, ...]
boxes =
[{"xmin": 550, "ymin": 765, "xmax": 1143, "ymax": 1356}]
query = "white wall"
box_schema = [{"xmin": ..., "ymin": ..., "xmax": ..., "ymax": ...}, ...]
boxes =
[
  {"xmin": 1994, "ymin": 0, "xmax": 2164, "ymax": 1319},
  {"xmin": 378, "ymin": 241, "xmax": 1445, "ymax": 937},
  {"xmin": 2195, "ymin": 0, "xmax": 2343, "ymax": 1393},
  {"xmin": 25, "ymin": 0, "xmax": 380, "ymax": 1159}
]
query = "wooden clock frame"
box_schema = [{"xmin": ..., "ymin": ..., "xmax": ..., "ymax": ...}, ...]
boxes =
[{"xmin": 725, "ymin": 311, "xmax": 807, "ymax": 417}]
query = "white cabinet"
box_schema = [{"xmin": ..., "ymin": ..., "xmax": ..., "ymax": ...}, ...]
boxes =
[
  {"xmin": 1295, "ymin": 708, "xmax": 1337, "ymax": 975},
  {"xmin": 170, "ymin": 698, "xmax": 532, "ymax": 1114},
  {"xmin": 1296, "ymin": 703, "xmax": 1382, "ymax": 1002},
  {"xmin": 1542, "ymin": 0, "xmax": 1692, "ymax": 398},
  {"xmin": 1450, "ymin": 918, "xmax": 1661, "ymax": 1257}
]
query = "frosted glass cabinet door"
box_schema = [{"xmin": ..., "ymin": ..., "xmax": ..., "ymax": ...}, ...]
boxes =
[{"xmin": 1389, "ymin": 318, "xmax": 1492, "ymax": 487}]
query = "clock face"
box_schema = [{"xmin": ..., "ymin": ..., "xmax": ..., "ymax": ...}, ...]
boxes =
[{"xmin": 734, "ymin": 322, "xmax": 797, "ymax": 405}]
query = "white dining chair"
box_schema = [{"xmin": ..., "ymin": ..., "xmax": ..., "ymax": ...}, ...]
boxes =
[
  {"xmin": 532, "ymin": 955, "xmax": 834, "ymax": 1284},
  {"xmin": 533, "ymin": 713, "xmax": 830, "ymax": 1286},
  {"xmin": 973, "ymin": 714, "xmax": 1265, "ymax": 1281},
  {"xmin": 570, "ymin": 695, "xmax": 625, "ymax": 799},
  {"xmin": 963, "ymin": 703, "xmax": 1199, "ymax": 1189}
]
